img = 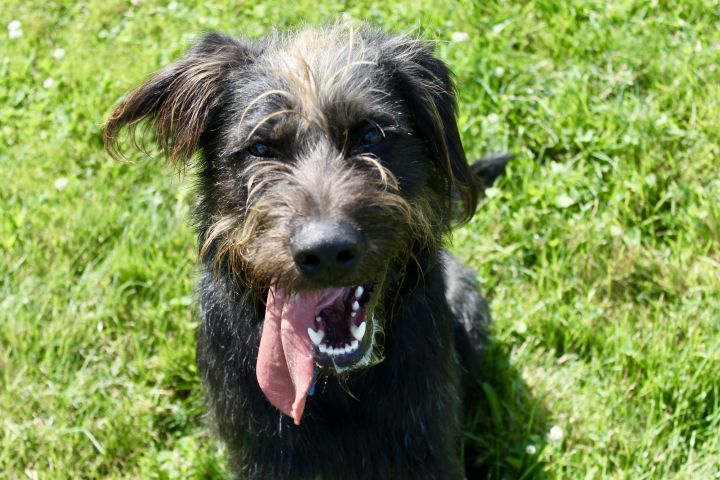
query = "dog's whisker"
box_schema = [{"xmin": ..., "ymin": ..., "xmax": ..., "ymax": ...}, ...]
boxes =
[
  {"xmin": 239, "ymin": 89, "xmax": 294, "ymax": 129},
  {"xmin": 244, "ymin": 160, "xmax": 290, "ymax": 201},
  {"xmin": 356, "ymin": 154, "xmax": 398, "ymax": 191},
  {"xmin": 245, "ymin": 109, "xmax": 303, "ymax": 142},
  {"xmin": 326, "ymin": 60, "xmax": 377, "ymax": 86}
]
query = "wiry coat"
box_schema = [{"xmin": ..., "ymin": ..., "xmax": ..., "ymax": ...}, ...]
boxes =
[{"xmin": 105, "ymin": 25, "xmax": 502, "ymax": 479}]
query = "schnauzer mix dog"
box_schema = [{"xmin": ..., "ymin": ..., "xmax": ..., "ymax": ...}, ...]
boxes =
[{"xmin": 105, "ymin": 24, "xmax": 510, "ymax": 479}]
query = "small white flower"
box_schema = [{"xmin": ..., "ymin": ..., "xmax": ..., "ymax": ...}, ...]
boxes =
[
  {"xmin": 131, "ymin": 0, "xmax": 142, "ymax": 5},
  {"xmin": 484, "ymin": 187, "xmax": 500, "ymax": 199},
  {"xmin": 487, "ymin": 113, "xmax": 499, "ymax": 124},
  {"xmin": 549, "ymin": 161, "xmax": 565, "ymax": 173},
  {"xmin": 52, "ymin": 48, "xmax": 66, "ymax": 60},
  {"xmin": 450, "ymin": 31, "xmax": 469, "ymax": 42},
  {"xmin": 8, "ymin": 20, "xmax": 22, "ymax": 31},
  {"xmin": 555, "ymin": 194, "xmax": 575, "ymax": 208},
  {"xmin": 8, "ymin": 28, "xmax": 23, "ymax": 39},
  {"xmin": 494, "ymin": 66, "xmax": 505, "ymax": 77},
  {"xmin": 547, "ymin": 425, "xmax": 564, "ymax": 443},
  {"xmin": 54, "ymin": 177, "xmax": 68, "ymax": 190},
  {"xmin": 525, "ymin": 444, "xmax": 536, "ymax": 455},
  {"xmin": 43, "ymin": 77, "xmax": 56, "ymax": 89},
  {"xmin": 167, "ymin": 1, "xmax": 179, "ymax": 10},
  {"xmin": 515, "ymin": 321, "xmax": 527, "ymax": 335},
  {"xmin": 610, "ymin": 225, "xmax": 623, "ymax": 237}
]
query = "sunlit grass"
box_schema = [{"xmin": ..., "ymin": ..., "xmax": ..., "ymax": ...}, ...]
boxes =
[{"xmin": 2, "ymin": 1, "xmax": 719, "ymax": 478}]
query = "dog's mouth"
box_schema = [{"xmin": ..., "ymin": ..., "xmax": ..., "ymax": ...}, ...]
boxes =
[
  {"xmin": 309, "ymin": 283, "xmax": 376, "ymax": 371},
  {"xmin": 256, "ymin": 280, "xmax": 380, "ymax": 425}
]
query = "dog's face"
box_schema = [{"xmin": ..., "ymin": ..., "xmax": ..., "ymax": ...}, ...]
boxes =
[{"xmin": 105, "ymin": 25, "xmax": 479, "ymax": 422}]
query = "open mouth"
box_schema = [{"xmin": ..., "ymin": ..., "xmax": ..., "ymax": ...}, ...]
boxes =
[
  {"xmin": 256, "ymin": 279, "xmax": 380, "ymax": 424},
  {"xmin": 308, "ymin": 284, "xmax": 376, "ymax": 370}
]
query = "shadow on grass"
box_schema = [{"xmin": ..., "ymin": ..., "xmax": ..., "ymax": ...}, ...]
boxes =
[{"xmin": 463, "ymin": 336, "xmax": 550, "ymax": 480}]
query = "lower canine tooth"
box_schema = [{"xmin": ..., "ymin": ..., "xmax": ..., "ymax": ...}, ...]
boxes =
[
  {"xmin": 307, "ymin": 328, "xmax": 324, "ymax": 346},
  {"xmin": 355, "ymin": 286, "xmax": 364, "ymax": 298},
  {"xmin": 351, "ymin": 321, "xmax": 366, "ymax": 341},
  {"xmin": 352, "ymin": 301, "xmax": 360, "ymax": 311}
]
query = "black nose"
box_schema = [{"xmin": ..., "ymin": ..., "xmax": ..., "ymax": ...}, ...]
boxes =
[{"xmin": 290, "ymin": 220, "xmax": 364, "ymax": 280}]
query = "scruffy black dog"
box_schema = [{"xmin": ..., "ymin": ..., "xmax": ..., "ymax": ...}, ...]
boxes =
[{"xmin": 105, "ymin": 25, "xmax": 509, "ymax": 479}]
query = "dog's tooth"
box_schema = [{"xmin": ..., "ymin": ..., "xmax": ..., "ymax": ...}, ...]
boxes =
[
  {"xmin": 315, "ymin": 316, "xmax": 322, "ymax": 323},
  {"xmin": 352, "ymin": 301, "xmax": 360, "ymax": 311},
  {"xmin": 319, "ymin": 344, "xmax": 328, "ymax": 354},
  {"xmin": 351, "ymin": 339, "xmax": 359, "ymax": 350},
  {"xmin": 308, "ymin": 328, "xmax": 325, "ymax": 346},
  {"xmin": 354, "ymin": 286, "xmax": 364, "ymax": 298},
  {"xmin": 351, "ymin": 311, "xmax": 356, "ymax": 318},
  {"xmin": 351, "ymin": 321, "xmax": 366, "ymax": 341}
]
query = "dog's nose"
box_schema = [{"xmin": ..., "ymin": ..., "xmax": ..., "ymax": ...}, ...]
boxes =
[{"xmin": 290, "ymin": 220, "xmax": 364, "ymax": 280}]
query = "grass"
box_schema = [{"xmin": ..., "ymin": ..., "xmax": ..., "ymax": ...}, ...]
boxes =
[{"xmin": 1, "ymin": 0, "xmax": 719, "ymax": 478}]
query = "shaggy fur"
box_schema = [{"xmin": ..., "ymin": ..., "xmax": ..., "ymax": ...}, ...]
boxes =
[{"xmin": 105, "ymin": 24, "xmax": 509, "ymax": 479}]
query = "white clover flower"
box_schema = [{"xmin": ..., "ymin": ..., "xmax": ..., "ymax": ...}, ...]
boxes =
[
  {"xmin": 167, "ymin": 1, "xmax": 179, "ymax": 10},
  {"xmin": 494, "ymin": 66, "xmax": 505, "ymax": 77},
  {"xmin": 555, "ymin": 194, "xmax": 575, "ymax": 209},
  {"xmin": 54, "ymin": 177, "xmax": 68, "ymax": 190},
  {"xmin": 43, "ymin": 77, "xmax": 56, "ymax": 89},
  {"xmin": 450, "ymin": 32, "xmax": 469, "ymax": 42},
  {"xmin": 547, "ymin": 425, "xmax": 564, "ymax": 443},
  {"xmin": 525, "ymin": 444, "xmax": 536, "ymax": 455},
  {"xmin": 8, "ymin": 20, "xmax": 23, "ymax": 40},
  {"xmin": 52, "ymin": 48, "xmax": 66, "ymax": 60},
  {"xmin": 484, "ymin": 187, "xmax": 500, "ymax": 199}
]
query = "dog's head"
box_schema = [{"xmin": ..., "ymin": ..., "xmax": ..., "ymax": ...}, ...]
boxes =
[{"xmin": 105, "ymin": 25, "xmax": 481, "ymax": 423}]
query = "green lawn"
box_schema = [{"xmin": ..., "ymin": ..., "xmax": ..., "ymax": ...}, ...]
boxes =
[{"xmin": 2, "ymin": 0, "xmax": 719, "ymax": 478}]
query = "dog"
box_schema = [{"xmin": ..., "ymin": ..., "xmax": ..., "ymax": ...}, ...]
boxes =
[{"xmin": 105, "ymin": 24, "xmax": 510, "ymax": 479}]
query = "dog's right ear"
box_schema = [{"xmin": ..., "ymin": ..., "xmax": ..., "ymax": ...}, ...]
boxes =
[{"xmin": 104, "ymin": 33, "xmax": 257, "ymax": 164}]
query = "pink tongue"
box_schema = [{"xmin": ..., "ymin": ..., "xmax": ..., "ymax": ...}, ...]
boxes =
[{"xmin": 256, "ymin": 287, "xmax": 336, "ymax": 425}]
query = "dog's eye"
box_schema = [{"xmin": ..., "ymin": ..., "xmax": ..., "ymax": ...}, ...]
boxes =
[
  {"xmin": 360, "ymin": 123, "xmax": 385, "ymax": 147},
  {"xmin": 247, "ymin": 142, "xmax": 275, "ymax": 158}
]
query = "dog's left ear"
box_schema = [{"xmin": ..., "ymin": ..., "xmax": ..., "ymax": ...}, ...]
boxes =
[
  {"xmin": 104, "ymin": 33, "xmax": 257, "ymax": 164},
  {"xmin": 386, "ymin": 38, "xmax": 479, "ymax": 224}
]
